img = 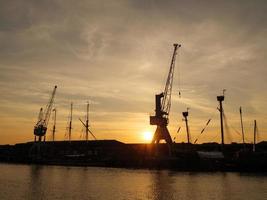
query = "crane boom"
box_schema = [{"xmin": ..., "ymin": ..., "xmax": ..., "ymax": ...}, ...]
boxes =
[
  {"xmin": 36, "ymin": 108, "xmax": 43, "ymax": 124},
  {"xmin": 43, "ymin": 86, "xmax": 57, "ymax": 126},
  {"xmin": 162, "ymin": 43, "xmax": 181, "ymax": 117}
]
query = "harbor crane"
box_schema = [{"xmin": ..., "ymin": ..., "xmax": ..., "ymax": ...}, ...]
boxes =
[
  {"xmin": 150, "ymin": 43, "xmax": 181, "ymax": 146},
  {"xmin": 34, "ymin": 85, "xmax": 57, "ymax": 142}
]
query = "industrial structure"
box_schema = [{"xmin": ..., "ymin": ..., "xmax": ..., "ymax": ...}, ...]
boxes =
[
  {"xmin": 217, "ymin": 90, "xmax": 225, "ymax": 149},
  {"xmin": 15, "ymin": 43, "xmax": 266, "ymax": 172},
  {"xmin": 34, "ymin": 86, "xmax": 57, "ymax": 142},
  {"xmin": 182, "ymin": 108, "xmax": 190, "ymax": 144},
  {"xmin": 150, "ymin": 43, "xmax": 181, "ymax": 146}
]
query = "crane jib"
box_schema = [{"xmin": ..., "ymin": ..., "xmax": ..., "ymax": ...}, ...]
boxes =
[{"xmin": 162, "ymin": 44, "xmax": 181, "ymax": 118}]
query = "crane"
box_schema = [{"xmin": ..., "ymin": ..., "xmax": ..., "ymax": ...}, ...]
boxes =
[
  {"xmin": 34, "ymin": 85, "xmax": 57, "ymax": 142},
  {"xmin": 150, "ymin": 43, "xmax": 181, "ymax": 146}
]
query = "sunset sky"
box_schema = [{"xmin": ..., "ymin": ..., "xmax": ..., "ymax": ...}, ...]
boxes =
[{"xmin": 0, "ymin": 0, "xmax": 266, "ymax": 144}]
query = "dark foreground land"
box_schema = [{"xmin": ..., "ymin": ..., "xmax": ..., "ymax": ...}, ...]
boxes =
[{"xmin": 1, "ymin": 140, "xmax": 267, "ymax": 172}]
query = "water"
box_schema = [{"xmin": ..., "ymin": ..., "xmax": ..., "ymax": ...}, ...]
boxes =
[{"xmin": 0, "ymin": 163, "xmax": 266, "ymax": 200}]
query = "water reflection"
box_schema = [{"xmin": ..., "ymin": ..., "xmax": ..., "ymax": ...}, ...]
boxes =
[
  {"xmin": 0, "ymin": 164, "xmax": 266, "ymax": 200},
  {"xmin": 28, "ymin": 165, "xmax": 44, "ymax": 200},
  {"xmin": 150, "ymin": 170, "xmax": 176, "ymax": 200}
]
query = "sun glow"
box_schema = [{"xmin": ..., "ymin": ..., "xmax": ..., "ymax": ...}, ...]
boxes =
[{"xmin": 143, "ymin": 131, "xmax": 153, "ymax": 142}]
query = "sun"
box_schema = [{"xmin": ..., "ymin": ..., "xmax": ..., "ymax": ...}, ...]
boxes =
[{"xmin": 143, "ymin": 131, "xmax": 153, "ymax": 142}]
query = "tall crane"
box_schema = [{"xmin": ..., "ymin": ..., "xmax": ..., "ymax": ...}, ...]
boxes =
[
  {"xmin": 150, "ymin": 43, "xmax": 181, "ymax": 145},
  {"xmin": 34, "ymin": 85, "xmax": 57, "ymax": 142}
]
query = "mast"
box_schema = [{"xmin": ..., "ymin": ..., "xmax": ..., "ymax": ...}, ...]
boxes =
[
  {"xmin": 79, "ymin": 102, "xmax": 96, "ymax": 141},
  {"xmin": 68, "ymin": 102, "xmax": 73, "ymax": 142},
  {"xmin": 253, "ymin": 120, "xmax": 257, "ymax": 152},
  {"xmin": 52, "ymin": 108, "xmax": 56, "ymax": 141},
  {"xmin": 86, "ymin": 102, "xmax": 89, "ymax": 142},
  {"xmin": 239, "ymin": 107, "xmax": 245, "ymax": 148}
]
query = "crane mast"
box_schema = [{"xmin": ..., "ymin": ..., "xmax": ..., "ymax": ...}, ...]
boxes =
[
  {"xmin": 34, "ymin": 85, "xmax": 57, "ymax": 142},
  {"xmin": 150, "ymin": 44, "xmax": 181, "ymax": 147}
]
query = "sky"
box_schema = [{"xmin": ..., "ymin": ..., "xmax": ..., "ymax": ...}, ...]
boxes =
[{"xmin": 0, "ymin": 0, "xmax": 267, "ymax": 145}]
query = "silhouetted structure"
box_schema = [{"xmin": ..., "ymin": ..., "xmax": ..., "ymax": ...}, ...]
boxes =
[
  {"xmin": 217, "ymin": 90, "xmax": 225, "ymax": 149},
  {"xmin": 182, "ymin": 108, "xmax": 190, "ymax": 144},
  {"xmin": 79, "ymin": 102, "xmax": 96, "ymax": 141},
  {"xmin": 52, "ymin": 108, "xmax": 56, "ymax": 141},
  {"xmin": 34, "ymin": 86, "xmax": 57, "ymax": 142},
  {"xmin": 67, "ymin": 102, "xmax": 73, "ymax": 142},
  {"xmin": 253, "ymin": 120, "xmax": 258, "ymax": 152},
  {"xmin": 239, "ymin": 107, "xmax": 245, "ymax": 149},
  {"xmin": 150, "ymin": 44, "xmax": 181, "ymax": 150},
  {"xmin": 1, "ymin": 141, "xmax": 267, "ymax": 172}
]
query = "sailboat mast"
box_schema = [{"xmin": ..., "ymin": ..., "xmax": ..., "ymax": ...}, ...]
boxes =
[
  {"xmin": 68, "ymin": 102, "xmax": 73, "ymax": 142},
  {"xmin": 239, "ymin": 107, "xmax": 245, "ymax": 148},
  {"xmin": 86, "ymin": 102, "xmax": 89, "ymax": 142},
  {"xmin": 253, "ymin": 120, "xmax": 257, "ymax": 152}
]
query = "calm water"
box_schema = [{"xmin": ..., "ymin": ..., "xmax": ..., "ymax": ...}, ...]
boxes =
[{"xmin": 0, "ymin": 163, "xmax": 267, "ymax": 200}]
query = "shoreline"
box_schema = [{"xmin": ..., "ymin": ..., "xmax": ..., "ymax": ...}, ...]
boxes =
[{"xmin": 1, "ymin": 140, "xmax": 267, "ymax": 172}]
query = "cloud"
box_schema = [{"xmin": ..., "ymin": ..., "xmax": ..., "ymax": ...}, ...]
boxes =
[{"xmin": 0, "ymin": 0, "xmax": 267, "ymax": 144}]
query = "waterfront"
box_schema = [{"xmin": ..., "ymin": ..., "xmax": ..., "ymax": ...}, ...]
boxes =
[{"xmin": 0, "ymin": 163, "xmax": 266, "ymax": 200}]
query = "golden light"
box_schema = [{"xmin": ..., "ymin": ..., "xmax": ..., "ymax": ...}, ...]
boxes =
[{"xmin": 143, "ymin": 131, "xmax": 153, "ymax": 142}]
